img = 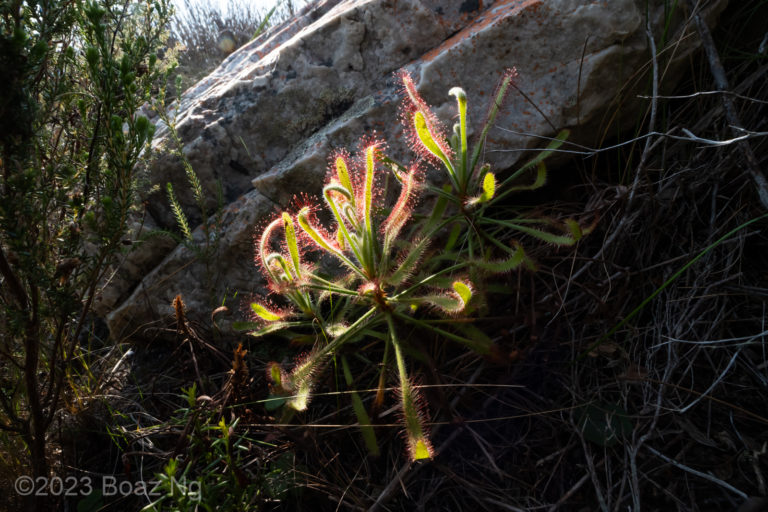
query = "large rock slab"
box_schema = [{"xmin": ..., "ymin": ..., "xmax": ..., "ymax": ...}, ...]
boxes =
[{"xmin": 104, "ymin": 0, "xmax": 728, "ymax": 339}]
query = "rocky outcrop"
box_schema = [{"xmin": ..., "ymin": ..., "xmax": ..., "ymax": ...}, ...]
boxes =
[{"xmin": 103, "ymin": 0, "xmax": 729, "ymax": 339}]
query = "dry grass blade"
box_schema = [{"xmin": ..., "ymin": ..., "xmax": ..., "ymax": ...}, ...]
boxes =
[{"xmin": 682, "ymin": 0, "xmax": 768, "ymax": 209}]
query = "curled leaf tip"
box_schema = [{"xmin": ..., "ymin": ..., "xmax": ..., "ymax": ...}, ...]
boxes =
[
  {"xmin": 452, "ymin": 281, "xmax": 472, "ymax": 309},
  {"xmin": 482, "ymin": 171, "xmax": 496, "ymax": 198},
  {"xmin": 282, "ymin": 212, "xmax": 302, "ymax": 279},
  {"xmin": 268, "ymin": 362, "xmax": 284, "ymax": 388},
  {"xmin": 334, "ymin": 155, "xmax": 354, "ymax": 195},
  {"xmin": 448, "ymin": 86, "xmax": 466, "ymax": 101},
  {"xmin": 566, "ymin": 219, "xmax": 583, "ymax": 240},
  {"xmin": 410, "ymin": 437, "xmax": 434, "ymax": 461},
  {"xmin": 251, "ymin": 302, "xmax": 283, "ymax": 322},
  {"xmin": 468, "ymin": 171, "xmax": 496, "ymax": 206}
]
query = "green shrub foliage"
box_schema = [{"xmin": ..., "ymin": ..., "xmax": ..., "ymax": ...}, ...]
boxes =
[{"xmin": 0, "ymin": 0, "xmax": 172, "ymax": 501}]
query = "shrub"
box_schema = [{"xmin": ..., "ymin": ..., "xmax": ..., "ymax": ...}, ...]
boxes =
[{"xmin": 0, "ymin": 0, "xmax": 172, "ymax": 508}]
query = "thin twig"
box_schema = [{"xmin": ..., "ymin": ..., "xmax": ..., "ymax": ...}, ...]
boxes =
[
  {"xmin": 645, "ymin": 445, "xmax": 748, "ymax": 500},
  {"xmin": 683, "ymin": 0, "xmax": 768, "ymax": 209},
  {"xmin": 630, "ymin": 338, "xmax": 675, "ymax": 511},
  {"xmin": 491, "ymin": 127, "xmax": 768, "ymax": 155},
  {"xmin": 627, "ymin": 24, "xmax": 659, "ymax": 206},
  {"xmin": 677, "ymin": 345, "xmax": 742, "ymax": 414},
  {"xmin": 547, "ymin": 470, "xmax": 593, "ymax": 512},
  {"xmin": 483, "ymin": 497, "xmax": 527, "ymax": 511},
  {"xmin": 637, "ymin": 89, "xmax": 768, "ymax": 104}
]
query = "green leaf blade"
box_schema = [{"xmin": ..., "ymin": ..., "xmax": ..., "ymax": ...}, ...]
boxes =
[
  {"xmin": 282, "ymin": 212, "xmax": 301, "ymax": 279},
  {"xmin": 414, "ymin": 111, "xmax": 456, "ymax": 183}
]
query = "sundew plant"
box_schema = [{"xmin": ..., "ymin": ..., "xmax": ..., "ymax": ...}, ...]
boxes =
[
  {"xmin": 237, "ymin": 69, "xmax": 584, "ymax": 460},
  {"xmin": 398, "ymin": 69, "xmax": 584, "ymax": 259}
]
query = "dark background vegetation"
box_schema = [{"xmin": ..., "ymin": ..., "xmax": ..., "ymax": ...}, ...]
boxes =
[{"xmin": 1, "ymin": 0, "xmax": 767, "ymax": 511}]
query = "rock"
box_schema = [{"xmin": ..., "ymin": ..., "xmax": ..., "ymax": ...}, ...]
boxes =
[{"xmin": 105, "ymin": 0, "xmax": 729, "ymax": 339}]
